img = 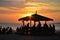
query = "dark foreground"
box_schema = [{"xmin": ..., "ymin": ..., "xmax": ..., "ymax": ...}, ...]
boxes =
[{"xmin": 0, "ymin": 34, "xmax": 60, "ymax": 40}]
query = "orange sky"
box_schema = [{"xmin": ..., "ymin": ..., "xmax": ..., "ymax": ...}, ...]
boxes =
[{"xmin": 0, "ymin": 1, "xmax": 60, "ymax": 23}]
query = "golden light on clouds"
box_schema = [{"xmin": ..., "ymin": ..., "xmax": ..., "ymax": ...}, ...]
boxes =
[
  {"xmin": 18, "ymin": 2, "xmax": 60, "ymax": 23},
  {"xmin": 20, "ymin": 2, "xmax": 49, "ymax": 15},
  {"xmin": 21, "ymin": 13, "xmax": 33, "ymax": 17},
  {"xmin": 0, "ymin": 0, "xmax": 60, "ymax": 23},
  {"xmin": 0, "ymin": 7, "xmax": 11, "ymax": 11},
  {"xmin": 24, "ymin": 13, "xmax": 32, "ymax": 16},
  {"xmin": 25, "ymin": 2, "xmax": 49, "ymax": 10}
]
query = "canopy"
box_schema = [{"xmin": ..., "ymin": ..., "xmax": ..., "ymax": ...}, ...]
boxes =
[
  {"xmin": 18, "ymin": 16, "xmax": 29, "ymax": 21},
  {"xmin": 18, "ymin": 14, "xmax": 53, "ymax": 21}
]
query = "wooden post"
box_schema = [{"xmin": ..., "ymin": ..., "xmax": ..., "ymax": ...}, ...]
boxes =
[
  {"xmin": 45, "ymin": 21, "xmax": 47, "ymax": 24},
  {"xmin": 34, "ymin": 21, "xmax": 35, "ymax": 26}
]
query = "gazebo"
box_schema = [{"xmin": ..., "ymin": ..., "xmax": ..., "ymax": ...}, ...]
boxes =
[
  {"xmin": 18, "ymin": 11, "xmax": 55, "ymax": 35},
  {"xmin": 18, "ymin": 11, "xmax": 53, "ymax": 26}
]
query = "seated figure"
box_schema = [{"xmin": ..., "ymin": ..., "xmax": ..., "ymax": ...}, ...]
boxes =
[
  {"xmin": 37, "ymin": 21, "xmax": 41, "ymax": 28},
  {"xmin": 7, "ymin": 27, "xmax": 13, "ymax": 34},
  {"xmin": 49, "ymin": 24, "xmax": 55, "ymax": 34},
  {"xmin": 16, "ymin": 27, "xmax": 20, "ymax": 33},
  {"xmin": 43, "ymin": 23, "xmax": 48, "ymax": 28},
  {"xmin": 2, "ymin": 28, "xmax": 6, "ymax": 34},
  {"xmin": 43, "ymin": 23, "xmax": 49, "ymax": 33},
  {"xmin": 36, "ymin": 22, "xmax": 42, "ymax": 34},
  {"xmin": 49, "ymin": 24, "xmax": 53, "ymax": 33},
  {"xmin": 0, "ymin": 28, "xmax": 1, "ymax": 31},
  {"xmin": 52, "ymin": 24, "xmax": 55, "ymax": 33},
  {"xmin": 26, "ymin": 23, "xmax": 29, "ymax": 27}
]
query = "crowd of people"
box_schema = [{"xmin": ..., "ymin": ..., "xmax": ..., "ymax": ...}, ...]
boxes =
[
  {"xmin": 0, "ymin": 27, "xmax": 12, "ymax": 34},
  {"xmin": 16, "ymin": 22, "xmax": 55, "ymax": 35},
  {"xmin": 0, "ymin": 22, "xmax": 55, "ymax": 35}
]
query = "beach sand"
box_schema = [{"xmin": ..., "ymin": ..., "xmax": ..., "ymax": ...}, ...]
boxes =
[{"xmin": 0, "ymin": 34, "xmax": 60, "ymax": 40}]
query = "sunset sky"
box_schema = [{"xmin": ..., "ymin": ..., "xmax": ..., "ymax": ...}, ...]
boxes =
[{"xmin": 0, "ymin": 0, "xmax": 60, "ymax": 23}]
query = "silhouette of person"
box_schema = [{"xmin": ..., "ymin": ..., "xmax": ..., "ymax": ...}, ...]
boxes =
[
  {"xmin": 49, "ymin": 24, "xmax": 52, "ymax": 33},
  {"xmin": 37, "ymin": 21, "xmax": 41, "ymax": 28},
  {"xmin": 43, "ymin": 22, "xmax": 48, "ymax": 34},
  {"xmin": 27, "ymin": 23, "xmax": 29, "ymax": 27},
  {"xmin": 7, "ymin": 27, "xmax": 12, "ymax": 34},
  {"xmin": 0, "ymin": 27, "xmax": 2, "ymax": 34},
  {"xmin": 52, "ymin": 24, "xmax": 55, "ymax": 33},
  {"xmin": 5, "ymin": 27, "xmax": 9, "ymax": 32},
  {"xmin": 43, "ymin": 22, "xmax": 48, "ymax": 28},
  {"xmin": 36, "ymin": 21, "xmax": 42, "ymax": 34},
  {"xmin": 2, "ymin": 27, "xmax": 6, "ymax": 34},
  {"xmin": 16, "ymin": 27, "xmax": 20, "ymax": 33}
]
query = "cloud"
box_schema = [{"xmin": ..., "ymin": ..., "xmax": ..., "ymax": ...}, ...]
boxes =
[
  {"xmin": 25, "ymin": 2, "xmax": 49, "ymax": 7},
  {"xmin": 0, "ymin": 0, "xmax": 60, "ymax": 14},
  {"xmin": 0, "ymin": 10, "xmax": 16, "ymax": 14},
  {"xmin": 0, "ymin": 0, "xmax": 25, "ymax": 8},
  {"xmin": 0, "ymin": 0, "xmax": 26, "ymax": 14},
  {"xmin": 0, "ymin": 7, "xmax": 21, "ymax": 14},
  {"xmin": 0, "ymin": 10, "xmax": 20, "ymax": 14},
  {"xmin": 39, "ymin": 9, "xmax": 60, "ymax": 13},
  {"xmin": 26, "ymin": 0, "xmax": 60, "ymax": 2},
  {"xmin": 46, "ymin": 9, "xmax": 60, "ymax": 13}
]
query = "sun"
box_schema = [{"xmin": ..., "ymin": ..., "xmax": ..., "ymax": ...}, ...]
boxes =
[
  {"xmin": 25, "ymin": 13, "xmax": 32, "ymax": 16},
  {"xmin": 21, "ymin": 13, "xmax": 33, "ymax": 17}
]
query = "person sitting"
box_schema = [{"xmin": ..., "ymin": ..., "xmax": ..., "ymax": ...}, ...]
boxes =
[
  {"xmin": 7, "ymin": 27, "xmax": 12, "ymax": 34},
  {"xmin": 43, "ymin": 23, "xmax": 48, "ymax": 28},
  {"xmin": 5, "ymin": 27, "xmax": 9, "ymax": 33},
  {"xmin": 27, "ymin": 23, "xmax": 29, "ymax": 27},
  {"xmin": 16, "ymin": 27, "xmax": 20, "ymax": 33},
  {"xmin": 32, "ymin": 23, "xmax": 36, "ymax": 30},
  {"xmin": 49, "ymin": 24, "xmax": 53, "ymax": 34},
  {"xmin": 37, "ymin": 21, "xmax": 42, "ymax": 33},
  {"xmin": 43, "ymin": 23, "xmax": 49, "ymax": 34},
  {"xmin": 0, "ymin": 27, "xmax": 2, "ymax": 34},
  {"xmin": 26, "ymin": 23, "xmax": 30, "ymax": 34},
  {"xmin": 2, "ymin": 27, "xmax": 6, "ymax": 34},
  {"xmin": 52, "ymin": 24, "xmax": 55, "ymax": 33},
  {"xmin": 31, "ymin": 23, "xmax": 36, "ymax": 34},
  {"xmin": 37, "ymin": 21, "xmax": 41, "ymax": 28}
]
